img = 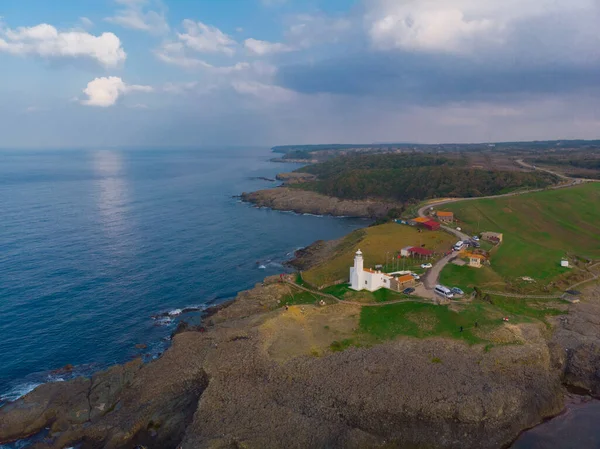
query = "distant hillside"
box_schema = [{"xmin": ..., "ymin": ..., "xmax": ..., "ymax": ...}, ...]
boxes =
[{"xmin": 291, "ymin": 154, "xmax": 558, "ymax": 203}]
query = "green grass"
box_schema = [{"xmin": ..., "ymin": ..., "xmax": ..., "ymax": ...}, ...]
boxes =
[
  {"xmin": 322, "ymin": 284, "xmax": 412, "ymax": 303},
  {"xmin": 280, "ymin": 291, "xmax": 321, "ymax": 307},
  {"xmin": 491, "ymin": 296, "xmax": 567, "ymax": 324},
  {"xmin": 304, "ymin": 222, "xmax": 455, "ymax": 287},
  {"xmin": 439, "ymin": 264, "xmax": 504, "ymax": 293},
  {"xmin": 322, "ymin": 283, "xmax": 352, "ymax": 298},
  {"xmin": 444, "ymin": 183, "xmax": 600, "ymax": 287},
  {"xmin": 358, "ymin": 298, "xmax": 567, "ymax": 344},
  {"xmin": 359, "ymin": 302, "xmax": 495, "ymax": 344}
]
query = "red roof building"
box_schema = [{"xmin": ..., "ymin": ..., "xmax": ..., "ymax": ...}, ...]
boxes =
[
  {"xmin": 408, "ymin": 247, "xmax": 434, "ymax": 257},
  {"xmin": 422, "ymin": 220, "xmax": 441, "ymax": 231}
]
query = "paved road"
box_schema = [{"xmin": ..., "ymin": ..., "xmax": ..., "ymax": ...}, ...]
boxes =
[{"xmin": 422, "ymin": 252, "xmax": 457, "ymax": 290}]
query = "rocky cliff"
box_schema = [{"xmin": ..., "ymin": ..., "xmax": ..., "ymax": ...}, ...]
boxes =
[
  {"xmin": 241, "ymin": 187, "xmax": 402, "ymax": 218},
  {"xmin": 4, "ymin": 274, "xmax": 600, "ymax": 449}
]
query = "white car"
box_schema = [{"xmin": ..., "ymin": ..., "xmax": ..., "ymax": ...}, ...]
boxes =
[
  {"xmin": 472, "ymin": 236, "xmax": 480, "ymax": 241},
  {"xmin": 421, "ymin": 263, "xmax": 433, "ymax": 269},
  {"xmin": 410, "ymin": 272, "xmax": 421, "ymax": 280}
]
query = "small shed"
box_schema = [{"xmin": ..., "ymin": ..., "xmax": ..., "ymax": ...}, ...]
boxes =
[
  {"xmin": 561, "ymin": 259, "xmax": 570, "ymax": 268},
  {"xmin": 422, "ymin": 220, "xmax": 441, "ymax": 231},
  {"xmin": 469, "ymin": 254, "xmax": 486, "ymax": 268},
  {"xmin": 436, "ymin": 211, "xmax": 454, "ymax": 223},
  {"xmin": 409, "ymin": 247, "xmax": 434, "ymax": 258},
  {"xmin": 390, "ymin": 274, "xmax": 416, "ymax": 291},
  {"xmin": 481, "ymin": 232, "xmax": 503, "ymax": 243}
]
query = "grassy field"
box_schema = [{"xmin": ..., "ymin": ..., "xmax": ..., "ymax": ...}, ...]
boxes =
[
  {"xmin": 303, "ymin": 222, "xmax": 455, "ymax": 287},
  {"xmin": 359, "ymin": 297, "xmax": 566, "ymax": 345},
  {"xmin": 439, "ymin": 264, "xmax": 504, "ymax": 293},
  {"xmin": 443, "ymin": 183, "xmax": 600, "ymax": 289},
  {"xmin": 322, "ymin": 283, "xmax": 413, "ymax": 303}
]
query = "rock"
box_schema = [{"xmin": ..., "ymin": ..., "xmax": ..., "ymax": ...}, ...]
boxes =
[
  {"xmin": 0, "ymin": 280, "xmax": 580, "ymax": 449},
  {"xmin": 275, "ymin": 172, "xmax": 317, "ymax": 185},
  {"xmin": 240, "ymin": 188, "xmax": 401, "ymax": 219},
  {"xmin": 551, "ymin": 283, "xmax": 600, "ymax": 396},
  {"xmin": 285, "ymin": 240, "xmax": 337, "ymax": 271}
]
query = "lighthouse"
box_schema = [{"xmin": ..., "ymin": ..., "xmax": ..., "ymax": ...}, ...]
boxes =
[{"xmin": 349, "ymin": 249, "xmax": 364, "ymax": 290}]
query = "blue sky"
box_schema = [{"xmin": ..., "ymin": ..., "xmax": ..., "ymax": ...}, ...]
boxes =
[{"xmin": 1, "ymin": 0, "xmax": 599, "ymax": 148}]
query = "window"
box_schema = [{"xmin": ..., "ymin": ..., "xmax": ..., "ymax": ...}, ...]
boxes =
[{"xmin": 365, "ymin": 281, "xmax": 368, "ymax": 285}]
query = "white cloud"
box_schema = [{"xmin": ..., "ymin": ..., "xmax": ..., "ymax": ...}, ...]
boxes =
[
  {"xmin": 244, "ymin": 38, "xmax": 293, "ymax": 55},
  {"xmin": 155, "ymin": 42, "xmax": 252, "ymax": 72},
  {"xmin": 366, "ymin": 0, "xmax": 598, "ymax": 55},
  {"xmin": 177, "ymin": 19, "xmax": 236, "ymax": 56},
  {"xmin": 232, "ymin": 81, "xmax": 296, "ymax": 102},
  {"xmin": 106, "ymin": 0, "xmax": 169, "ymax": 35},
  {"xmin": 0, "ymin": 23, "xmax": 126, "ymax": 67},
  {"xmin": 81, "ymin": 76, "xmax": 153, "ymax": 107}
]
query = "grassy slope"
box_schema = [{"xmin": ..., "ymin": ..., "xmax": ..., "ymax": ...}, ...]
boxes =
[
  {"xmin": 442, "ymin": 183, "xmax": 600, "ymax": 285},
  {"xmin": 439, "ymin": 264, "xmax": 504, "ymax": 294},
  {"xmin": 303, "ymin": 222, "xmax": 455, "ymax": 287},
  {"xmin": 359, "ymin": 297, "xmax": 566, "ymax": 345}
]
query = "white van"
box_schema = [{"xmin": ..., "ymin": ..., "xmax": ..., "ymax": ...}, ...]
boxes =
[
  {"xmin": 434, "ymin": 285, "xmax": 454, "ymax": 299},
  {"xmin": 453, "ymin": 241, "xmax": 464, "ymax": 251}
]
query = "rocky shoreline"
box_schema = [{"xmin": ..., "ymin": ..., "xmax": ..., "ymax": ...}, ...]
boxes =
[
  {"xmin": 1, "ymin": 274, "xmax": 600, "ymax": 449},
  {"xmin": 241, "ymin": 187, "xmax": 402, "ymax": 219}
]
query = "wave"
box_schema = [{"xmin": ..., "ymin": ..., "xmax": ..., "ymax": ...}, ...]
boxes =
[
  {"xmin": 0, "ymin": 363, "xmax": 98, "ymax": 405},
  {"xmin": 302, "ymin": 213, "xmax": 324, "ymax": 217},
  {"xmin": 0, "ymin": 382, "xmax": 42, "ymax": 403}
]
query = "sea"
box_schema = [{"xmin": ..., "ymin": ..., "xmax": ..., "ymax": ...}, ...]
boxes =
[
  {"xmin": 0, "ymin": 147, "xmax": 598, "ymax": 449},
  {"xmin": 0, "ymin": 147, "xmax": 367, "ymax": 403}
]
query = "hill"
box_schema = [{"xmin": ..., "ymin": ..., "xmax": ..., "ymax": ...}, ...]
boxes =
[
  {"xmin": 441, "ymin": 183, "xmax": 600, "ymax": 293},
  {"xmin": 292, "ymin": 154, "xmax": 558, "ymax": 203}
]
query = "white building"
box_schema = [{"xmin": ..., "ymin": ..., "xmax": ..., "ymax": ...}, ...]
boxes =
[{"xmin": 349, "ymin": 249, "xmax": 392, "ymax": 292}]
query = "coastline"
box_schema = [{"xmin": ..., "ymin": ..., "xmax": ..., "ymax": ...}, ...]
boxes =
[
  {"xmin": 241, "ymin": 187, "xmax": 402, "ymax": 219},
  {"xmin": 3, "ymin": 158, "xmax": 600, "ymax": 448},
  {"xmin": 3, "ymin": 264, "xmax": 600, "ymax": 448}
]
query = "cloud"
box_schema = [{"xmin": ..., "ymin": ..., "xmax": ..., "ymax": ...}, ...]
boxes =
[
  {"xmin": 0, "ymin": 23, "xmax": 126, "ymax": 67},
  {"xmin": 155, "ymin": 41, "xmax": 253, "ymax": 72},
  {"xmin": 366, "ymin": 0, "xmax": 600, "ymax": 57},
  {"xmin": 106, "ymin": 0, "xmax": 169, "ymax": 35},
  {"xmin": 79, "ymin": 17, "xmax": 94, "ymax": 29},
  {"xmin": 81, "ymin": 76, "xmax": 153, "ymax": 107},
  {"xmin": 244, "ymin": 38, "xmax": 293, "ymax": 55},
  {"xmin": 176, "ymin": 19, "xmax": 236, "ymax": 56},
  {"xmin": 232, "ymin": 81, "xmax": 296, "ymax": 102}
]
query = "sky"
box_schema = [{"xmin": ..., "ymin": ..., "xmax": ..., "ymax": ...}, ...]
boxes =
[{"xmin": 1, "ymin": 0, "xmax": 599, "ymax": 148}]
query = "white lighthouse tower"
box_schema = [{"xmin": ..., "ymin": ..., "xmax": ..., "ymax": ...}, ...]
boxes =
[{"xmin": 350, "ymin": 249, "xmax": 365, "ymax": 291}]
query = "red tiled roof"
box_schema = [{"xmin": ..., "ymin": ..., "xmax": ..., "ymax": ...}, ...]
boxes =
[{"xmin": 409, "ymin": 247, "xmax": 434, "ymax": 256}]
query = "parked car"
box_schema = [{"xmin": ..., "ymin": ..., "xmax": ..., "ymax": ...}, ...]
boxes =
[
  {"xmin": 472, "ymin": 235, "xmax": 480, "ymax": 241},
  {"xmin": 403, "ymin": 287, "xmax": 415, "ymax": 295},
  {"xmin": 421, "ymin": 263, "xmax": 433, "ymax": 269},
  {"xmin": 451, "ymin": 287, "xmax": 464, "ymax": 296},
  {"xmin": 410, "ymin": 272, "xmax": 421, "ymax": 280}
]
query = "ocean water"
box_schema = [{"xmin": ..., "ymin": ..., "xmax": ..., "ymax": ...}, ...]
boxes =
[{"xmin": 0, "ymin": 148, "xmax": 367, "ymax": 401}]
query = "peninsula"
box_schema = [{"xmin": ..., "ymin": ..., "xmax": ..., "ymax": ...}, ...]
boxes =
[{"xmin": 2, "ymin": 149, "xmax": 600, "ymax": 449}]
